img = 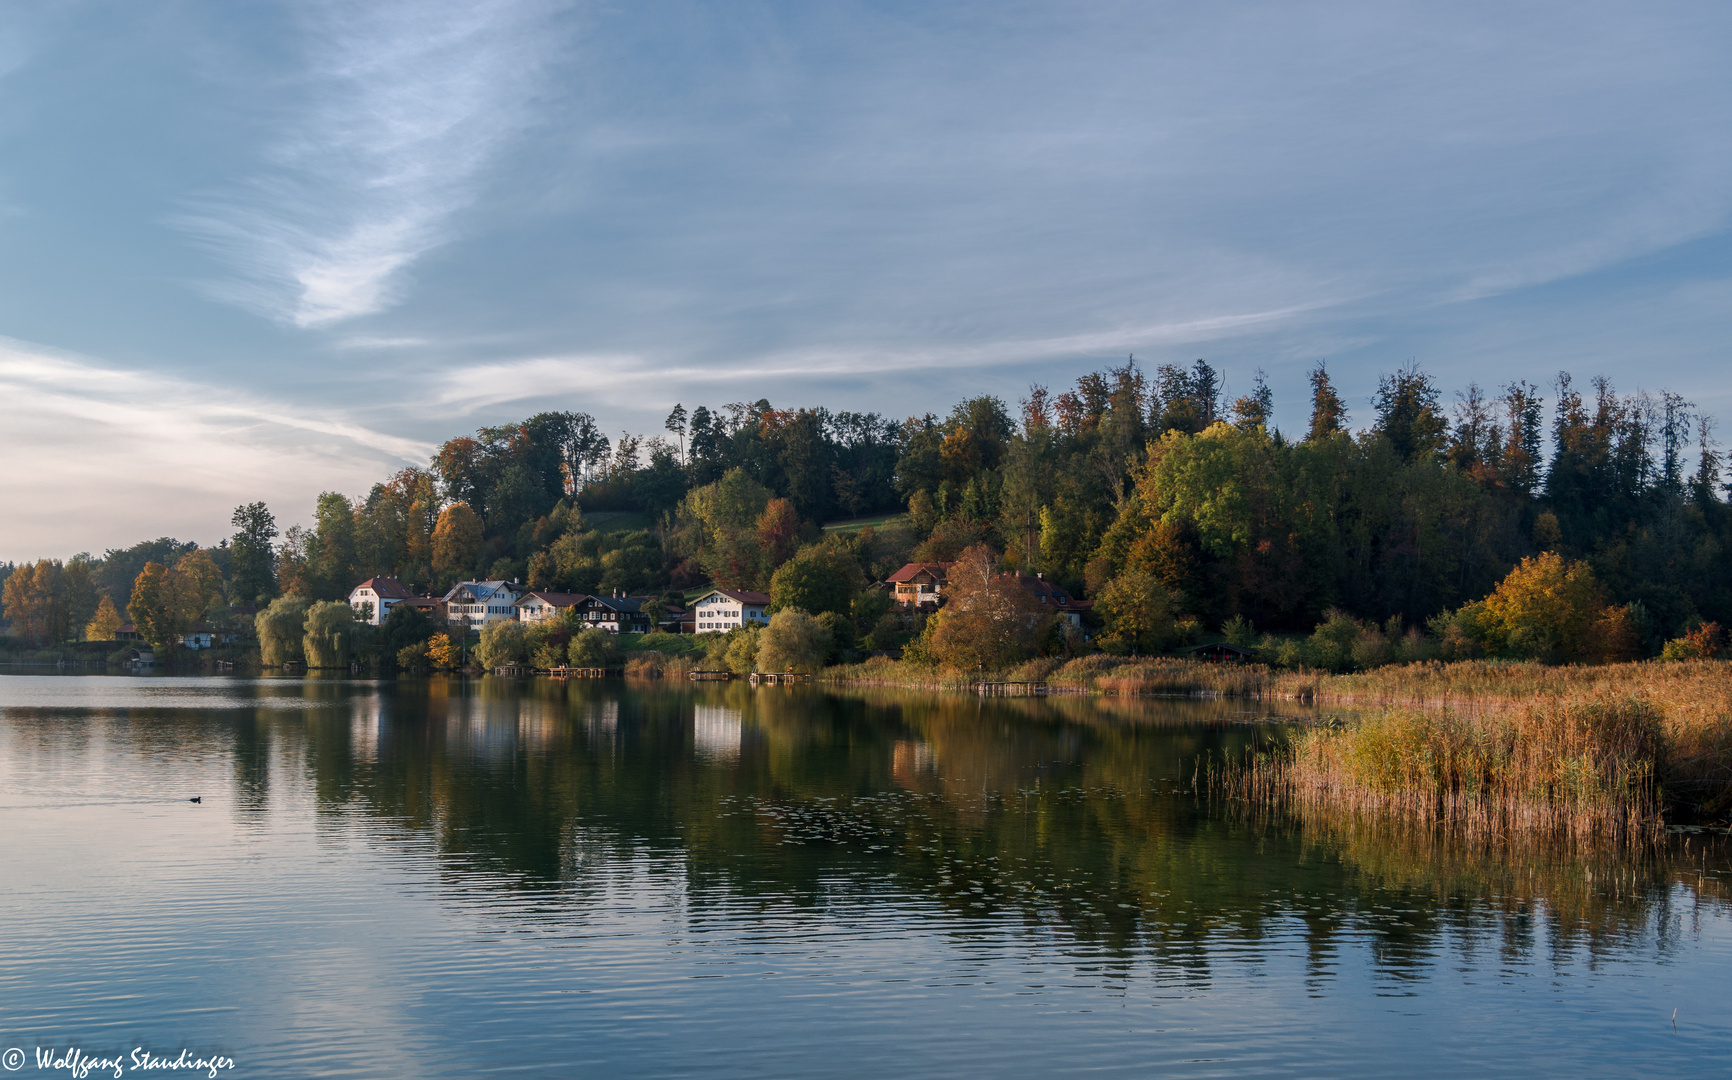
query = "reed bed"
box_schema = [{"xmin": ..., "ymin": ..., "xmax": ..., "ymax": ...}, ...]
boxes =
[
  {"xmin": 1223, "ymin": 697, "xmax": 1674, "ymax": 847},
  {"xmin": 623, "ymin": 652, "xmax": 699, "ymax": 679}
]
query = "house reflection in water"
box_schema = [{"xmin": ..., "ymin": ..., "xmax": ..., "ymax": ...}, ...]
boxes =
[
  {"xmin": 579, "ymin": 700, "xmax": 619, "ymax": 750},
  {"xmin": 693, "ymin": 706, "xmax": 743, "ymax": 763},
  {"xmin": 892, "ymin": 738, "xmax": 936, "ymax": 787}
]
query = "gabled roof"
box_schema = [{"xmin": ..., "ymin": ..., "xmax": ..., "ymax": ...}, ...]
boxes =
[
  {"xmin": 697, "ymin": 588, "xmax": 771, "ymax": 606},
  {"xmin": 1010, "ymin": 573, "xmax": 1078, "ymax": 606},
  {"xmin": 443, "ymin": 579, "xmax": 519, "ymax": 602},
  {"xmin": 353, "ymin": 576, "xmax": 412, "ymax": 600},
  {"xmin": 516, "ymin": 591, "xmax": 589, "ymax": 608},
  {"xmin": 887, "ymin": 562, "xmax": 954, "ymax": 584},
  {"xmin": 587, "ymin": 595, "xmax": 646, "ymax": 613}
]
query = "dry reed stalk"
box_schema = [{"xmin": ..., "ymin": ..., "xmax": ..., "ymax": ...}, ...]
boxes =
[
  {"xmin": 1222, "ymin": 697, "xmax": 1673, "ymax": 847},
  {"xmin": 624, "ymin": 652, "xmax": 698, "ymax": 679}
]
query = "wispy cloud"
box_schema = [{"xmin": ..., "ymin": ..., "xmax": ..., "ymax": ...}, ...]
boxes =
[
  {"xmin": 0, "ymin": 338, "xmax": 435, "ymax": 560},
  {"xmin": 426, "ymin": 299, "xmax": 1344, "ymax": 414},
  {"xmin": 177, "ymin": 0, "xmax": 562, "ymax": 327}
]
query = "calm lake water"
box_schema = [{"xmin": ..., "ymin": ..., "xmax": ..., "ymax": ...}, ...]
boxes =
[{"xmin": 1, "ymin": 674, "xmax": 1728, "ymax": 1078}]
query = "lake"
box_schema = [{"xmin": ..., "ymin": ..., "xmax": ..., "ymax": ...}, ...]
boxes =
[{"xmin": 1, "ymin": 674, "xmax": 1727, "ymax": 1078}]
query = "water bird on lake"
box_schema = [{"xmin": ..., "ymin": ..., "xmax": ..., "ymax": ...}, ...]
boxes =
[{"xmin": 188, "ymin": 797, "xmax": 201, "ymax": 804}]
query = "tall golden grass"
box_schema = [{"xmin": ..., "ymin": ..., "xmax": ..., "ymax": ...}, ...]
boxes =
[
  {"xmin": 827, "ymin": 655, "xmax": 1732, "ymax": 824},
  {"xmin": 1228, "ymin": 697, "xmax": 1668, "ymax": 847}
]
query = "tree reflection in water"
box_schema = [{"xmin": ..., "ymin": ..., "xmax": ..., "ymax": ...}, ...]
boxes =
[{"xmin": 10, "ymin": 674, "xmax": 1726, "ymax": 988}]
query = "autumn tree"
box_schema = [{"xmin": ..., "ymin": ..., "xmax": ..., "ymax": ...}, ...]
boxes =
[
  {"xmin": 2, "ymin": 561, "xmax": 67, "ymax": 646},
  {"xmin": 174, "ymin": 549, "xmax": 226, "ymax": 618},
  {"xmin": 926, "ymin": 545, "xmax": 1050, "ymax": 671},
  {"xmin": 1470, "ymin": 552, "xmax": 1606, "ymax": 663},
  {"xmin": 85, "ymin": 595, "xmax": 123, "ymax": 641},
  {"xmin": 128, "ymin": 563, "xmax": 193, "ymax": 650},
  {"xmin": 432, "ymin": 502, "xmax": 484, "ymax": 581},
  {"xmin": 755, "ymin": 497, "xmax": 800, "ymax": 570},
  {"xmin": 1306, "ymin": 362, "xmax": 1347, "ymax": 442}
]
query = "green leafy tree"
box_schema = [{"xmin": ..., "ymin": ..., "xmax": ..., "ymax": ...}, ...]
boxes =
[
  {"xmin": 567, "ymin": 628, "xmax": 621, "ymax": 668},
  {"xmin": 756, "ymin": 609, "xmax": 832, "ymax": 673},
  {"xmin": 476, "ymin": 618, "xmax": 529, "ymax": 669},
  {"xmin": 303, "ymin": 600, "xmax": 359, "ymax": 668},
  {"xmin": 255, "ymin": 596, "xmax": 311, "ymax": 666},
  {"xmin": 313, "ymin": 492, "xmax": 359, "ymax": 598},
  {"xmin": 1095, "ymin": 570, "xmax": 1178, "ymax": 655},
  {"xmin": 769, "ymin": 546, "xmax": 857, "ymax": 617},
  {"xmin": 229, "ymin": 502, "xmax": 278, "ymax": 604}
]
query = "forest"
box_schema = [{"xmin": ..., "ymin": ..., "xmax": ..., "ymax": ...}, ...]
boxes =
[{"xmin": 3, "ymin": 357, "xmax": 1729, "ymax": 667}]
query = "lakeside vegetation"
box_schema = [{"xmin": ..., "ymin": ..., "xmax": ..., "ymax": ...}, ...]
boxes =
[
  {"xmin": 5, "ymin": 356, "xmax": 1730, "ymax": 659},
  {"xmin": 3, "ymin": 357, "xmax": 1730, "ymax": 834}
]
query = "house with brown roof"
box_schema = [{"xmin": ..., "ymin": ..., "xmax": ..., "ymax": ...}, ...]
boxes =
[
  {"xmin": 349, "ymin": 576, "xmax": 414, "ymax": 626},
  {"xmin": 690, "ymin": 588, "xmax": 771, "ymax": 633},
  {"xmin": 886, "ymin": 562, "xmax": 954, "ymax": 608},
  {"xmin": 1009, "ymin": 572, "xmax": 1092, "ymax": 629},
  {"xmin": 515, "ymin": 591, "xmax": 589, "ymax": 623}
]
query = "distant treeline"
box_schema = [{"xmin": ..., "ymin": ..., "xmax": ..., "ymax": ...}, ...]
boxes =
[{"xmin": 3, "ymin": 358, "xmax": 1728, "ymax": 657}]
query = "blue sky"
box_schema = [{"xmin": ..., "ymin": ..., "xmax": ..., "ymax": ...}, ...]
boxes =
[{"xmin": 2, "ymin": 1, "xmax": 1730, "ymax": 559}]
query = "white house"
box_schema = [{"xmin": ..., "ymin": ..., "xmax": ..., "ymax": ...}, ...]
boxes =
[
  {"xmin": 690, "ymin": 588, "xmax": 771, "ymax": 633},
  {"xmin": 349, "ymin": 576, "xmax": 414, "ymax": 626},
  {"xmin": 515, "ymin": 591, "xmax": 589, "ymax": 623},
  {"xmin": 443, "ymin": 580, "xmax": 526, "ymax": 630}
]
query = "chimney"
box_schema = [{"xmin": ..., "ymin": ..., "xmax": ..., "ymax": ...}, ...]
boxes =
[{"xmin": 1037, "ymin": 572, "xmax": 1043, "ymax": 579}]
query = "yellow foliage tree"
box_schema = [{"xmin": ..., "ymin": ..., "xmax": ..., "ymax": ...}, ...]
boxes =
[
  {"xmin": 1476, "ymin": 552, "xmax": 1605, "ymax": 663},
  {"xmin": 3, "ymin": 561, "xmax": 67, "ymax": 646},
  {"xmin": 432, "ymin": 502, "xmax": 484, "ymax": 580},
  {"xmin": 85, "ymin": 595, "xmax": 123, "ymax": 642},
  {"xmin": 174, "ymin": 549, "xmax": 226, "ymax": 618},
  {"xmin": 426, "ymin": 632, "xmax": 460, "ymax": 669}
]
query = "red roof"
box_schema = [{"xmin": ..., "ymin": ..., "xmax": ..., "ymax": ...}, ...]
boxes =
[
  {"xmin": 887, "ymin": 562, "xmax": 954, "ymax": 584},
  {"xmin": 353, "ymin": 576, "xmax": 412, "ymax": 600}
]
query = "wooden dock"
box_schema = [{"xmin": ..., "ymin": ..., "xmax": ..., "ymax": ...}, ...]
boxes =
[
  {"xmin": 977, "ymin": 680, "xmax": 1048, "ymax": 696},
  {"xmin": 749, "ymin": 672, "xmax": 813, "ymax": 685},
  {"xmin": 547, "ymin": 666, "xmax": 623, "ymax": 678},
  {"xmin": 689, "ymin": 669, "xmax": 734, "ymax": 682}
]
